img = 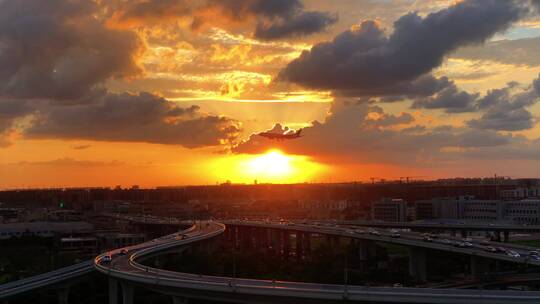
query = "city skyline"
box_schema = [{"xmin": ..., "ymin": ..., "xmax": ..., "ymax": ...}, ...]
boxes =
[{"xmin": 2, "ymin": 0, "xmax": 540, "ymax": 188}]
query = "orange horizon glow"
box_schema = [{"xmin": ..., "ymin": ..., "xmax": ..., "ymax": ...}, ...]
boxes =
[{"xmin": 208, "ymin": 149, "xmax": 326, "ymax": 184}]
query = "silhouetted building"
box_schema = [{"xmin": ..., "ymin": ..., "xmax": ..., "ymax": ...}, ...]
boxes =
[{"xmin": 371, "ymin": 198, "xmax": 407, "ymax": 222}]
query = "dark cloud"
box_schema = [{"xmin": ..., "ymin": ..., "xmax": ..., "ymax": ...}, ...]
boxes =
[
  {"xmin": 26, "ymin": 92, "xmax": 241, "ymax": 148},
  {"xmin": 412, "ymin": 84, "xmax": 479, "ymax": 113},
  {"xmin": 202, "ymin": 0, "xmax": 337, "ymax": 40},
  {"xmin": 0, "ymin": 100, "xmax": 34, "ymax": 146},
  {"xmin": 111, "ymin": 0, "xmax": 192, "ymax": 24},
  {"xmin": 531, "ymin": 0, "xmax": 540, "ymax": 10},
  {"xmin": 467, "ymin": 108, "xmax": 534, "ymax": 131},
  {"xmin": 72, "ymin": 145, "xmax": 91, "ymax": 150},
  {"xmin": 365, "ymin": 106, "xmax": 415, "ymax": 127},
  {"xmin": 254, "ymin": 10, "xmax": 337, "ymax": 40},
  {"xmin": 278, "ymin": 0, "xmax": 526, "ymax": 95},
  {"xmin": 113, "ymin": 0, "xmax": 336, "ymax": 40},
  {"xmin": 534, "ymin": 75, "xmax": 540, "ymax": 94},
  {"xmin": 466, "ymin": 78, "xmax": 540, "ymax": 131},
  {"xmin": 0, "ymin": 0, "xmax": 144, "ymax": 101},
  {"xmin": 410, "ymin": 75, "xmax": 540, "ymax": 131}
]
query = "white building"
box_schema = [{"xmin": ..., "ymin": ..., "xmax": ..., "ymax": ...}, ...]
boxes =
[
  {"xmin": 501, "ymin": 187, "xmax": 540, "ymax": 200},
  {"xmin": 504, "ymin": 199, "xmax": 540, "ymax": 225},
  {"xmin": 415, "ymin": 197, "xmax": 540, "ymax": 224}
]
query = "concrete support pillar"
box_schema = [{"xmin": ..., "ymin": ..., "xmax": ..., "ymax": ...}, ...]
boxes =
[
  {"xmin": 57, "ymin": 288, "xmax": 69, "ymax": 304},
  {"xmin": 172, "ymin": 296, "xmax": 188, "ymax": 304},
  {"xmin": 121, "ymin": 282, "xmax": 134, "ymax": 304},
  {"xmin": 296, "ymin": 232, "xmax": 304, "ymax": 261},
  {"xmin": 408, "ymin": 247, "xmax": 427, "ymax": 282},
  {"xmin": 269, "ymin": 229, "xmax": 279, "ymax": 254},
  {"xmin": 495, "ymin": 231, "xmax": 502, "ymax": 242},
  {"xmin": 470, "ymin": 255, "xmax": 490, "ymax": 278},
  {"xmin": 358, "ymin": 239, "xmax": 377, "ymax": 261},
  {"xmin": 326, "ymin": 235, "xmax": 340, "ymax": 250},
  {"xmin": 503, "ymin": 231, "xmax": 510, "ymax": 243},
  {"xmin": 460, "ymin": 230, "xmax": 467, "ymax": 239},
  {"xmin": 282, "ymin": 230, "xmax": 291, "ymax": 258},
  {"xmin": 109, "ymin": 278, "xmax": 118, "ymax": 304},
  {"xmin": 232, "ymin": 226, "xmax": 238, "ymax": 249},
  {"xmin": 304, "ymin": 233, "xmax": 311, "ymax": 257},
  {"xmin": 262, "ymin": 228, "xmax": 269, "ymax": 250},
  {"xmin": 241, "ymin": 227, "xmax": 251, "ymax": 250}
]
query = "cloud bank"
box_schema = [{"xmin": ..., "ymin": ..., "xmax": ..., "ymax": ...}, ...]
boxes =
[{"xmin": 278, "ymin": 0, "xmax": 526, "ymax": 96}]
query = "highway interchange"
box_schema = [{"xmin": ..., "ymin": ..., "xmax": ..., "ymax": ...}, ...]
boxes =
[
  {"xmin": 93, "ymin": 220, "xmax": 540, "ymax": 304},
  {"xmin": 5, "ymin": 218, "xmax": 540, "ymax": 303}
]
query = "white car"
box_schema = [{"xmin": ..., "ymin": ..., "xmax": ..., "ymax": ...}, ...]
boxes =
[
  {"xmin": 507, "ymin": 250, "xmax": 520, "ymax": 258},
  {"xmin": 101, "ymin": 255, "xmax": 112, "ymax": 263}
]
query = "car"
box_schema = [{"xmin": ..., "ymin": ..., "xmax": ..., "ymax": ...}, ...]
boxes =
[
  {"xmin": 462, "ymin": 238, "xmax": 473, "ymax": 242},
  {"xmin": 369, "ymin": 230, "xmax": 381, "ymax": 236},
  {"xmin": 455, "ymin": 242, "xmax": 467, "ymax": 248},
  {"xmin": 355, "ymin": 229, "xmax": 366, "ymax": 234},
  {"xmin": 101, "ymin": 255, "xmax": 112, "ymax": 263},
  {"xmin": 119, "ymin": 249, "xmax": 129, "ymax": 255},
  {"xmin": 529, "ymin": 251, "xmax": 540, "ymax": 256},
  {"xmin": 480, "ymin": 240, "xmax": 490, "ymax": 246},
  {"xmin": 507, "ymin": 250, "xmax": 520, "ymax": 258},
  {"xmin": 463, "ymin": 242, "xmax": 473, "ymax": 248},
  {"xmin": 484, "ymin": 246, "xmax": 497, "ymax": 253},
  {"xmin": 531, "ymin": 255, "xmax": 540, "ymax": 261},
  {"xmin": 439, "ymin": 239, "xmax": 452, "ymax": 245},
  {"xmin": 390, "ymin": 232, "xmax": 401, "ymax": 238},
  {"xmin": 496, "ymin": 247, "xmax": 507, "ymax": 253},
  {"xmin": 422, "ymin": 236, "xmax": 433, "ymax": 242},
  {"xmin": 393, "ymin": 283, "xmax": 403, "ymax": 288}
]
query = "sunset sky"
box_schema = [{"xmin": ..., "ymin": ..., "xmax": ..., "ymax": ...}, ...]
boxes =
[{"xmin": 2, "ymin": 0, "xmax": 540, "ymax": 188}]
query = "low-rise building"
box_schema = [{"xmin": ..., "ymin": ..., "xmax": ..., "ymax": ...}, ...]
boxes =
[
  {"xmin": 415, "ymin": 197, "xmax": 540, "ymax": 224},
  {"xmin": 371, "ymin": 198, "xmax": 407, "ymax": 222}
]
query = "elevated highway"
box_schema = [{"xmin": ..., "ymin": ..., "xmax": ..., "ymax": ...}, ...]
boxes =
[
  {"xmin": 5, "ymin": 219, "xmax": 540, "ymax": 303},
  {"xmin": 0, "ymin": 260, "xmax": 94, "ymax": 302},
  {"xmin": 337, "ymin": 220, "xmax": 540, "ymax": 242},
  {"xmin": 95, "ymin": 220, "xmax": 540, "ymax": 304}
]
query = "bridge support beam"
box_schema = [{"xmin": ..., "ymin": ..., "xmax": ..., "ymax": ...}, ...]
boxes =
[
  {"xmin": 109, "ymin": 278, "xmax": 118, "ymax": 304},
  {"xmin": 503, "ymin": 231, "xmax": 510, "ymax": 243},
  {"xmin": 121, "ymin": 282, "xmax": 134, "ymax": 304},
  {"xmin": 57, "ymin": 287, "xmax": 69, "ymax": 304},
  {"xmin": 408, "ymin": 247, "xmax": 427, "ymax": 282},
  {"xmin": 470, "ymin": 255, "xmax": 490, "ymax": 279}
]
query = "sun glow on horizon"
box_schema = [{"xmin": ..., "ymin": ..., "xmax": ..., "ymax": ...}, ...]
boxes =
[
  {"xmin": 246, "ymin": 150, "xmax": 292, "ymax": 178},
  {"xmin": 208, "ymin": 149, "xmax": 325, "ymax": 184}
]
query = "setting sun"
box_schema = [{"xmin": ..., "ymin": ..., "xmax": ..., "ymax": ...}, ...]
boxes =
[
  {"xmin": 208, "ymin": 149, "xmax": 326, "ymax": 184},
  {"xmin": 246, "ymin": 150, "xmax": 292, "ymax": 178}
]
